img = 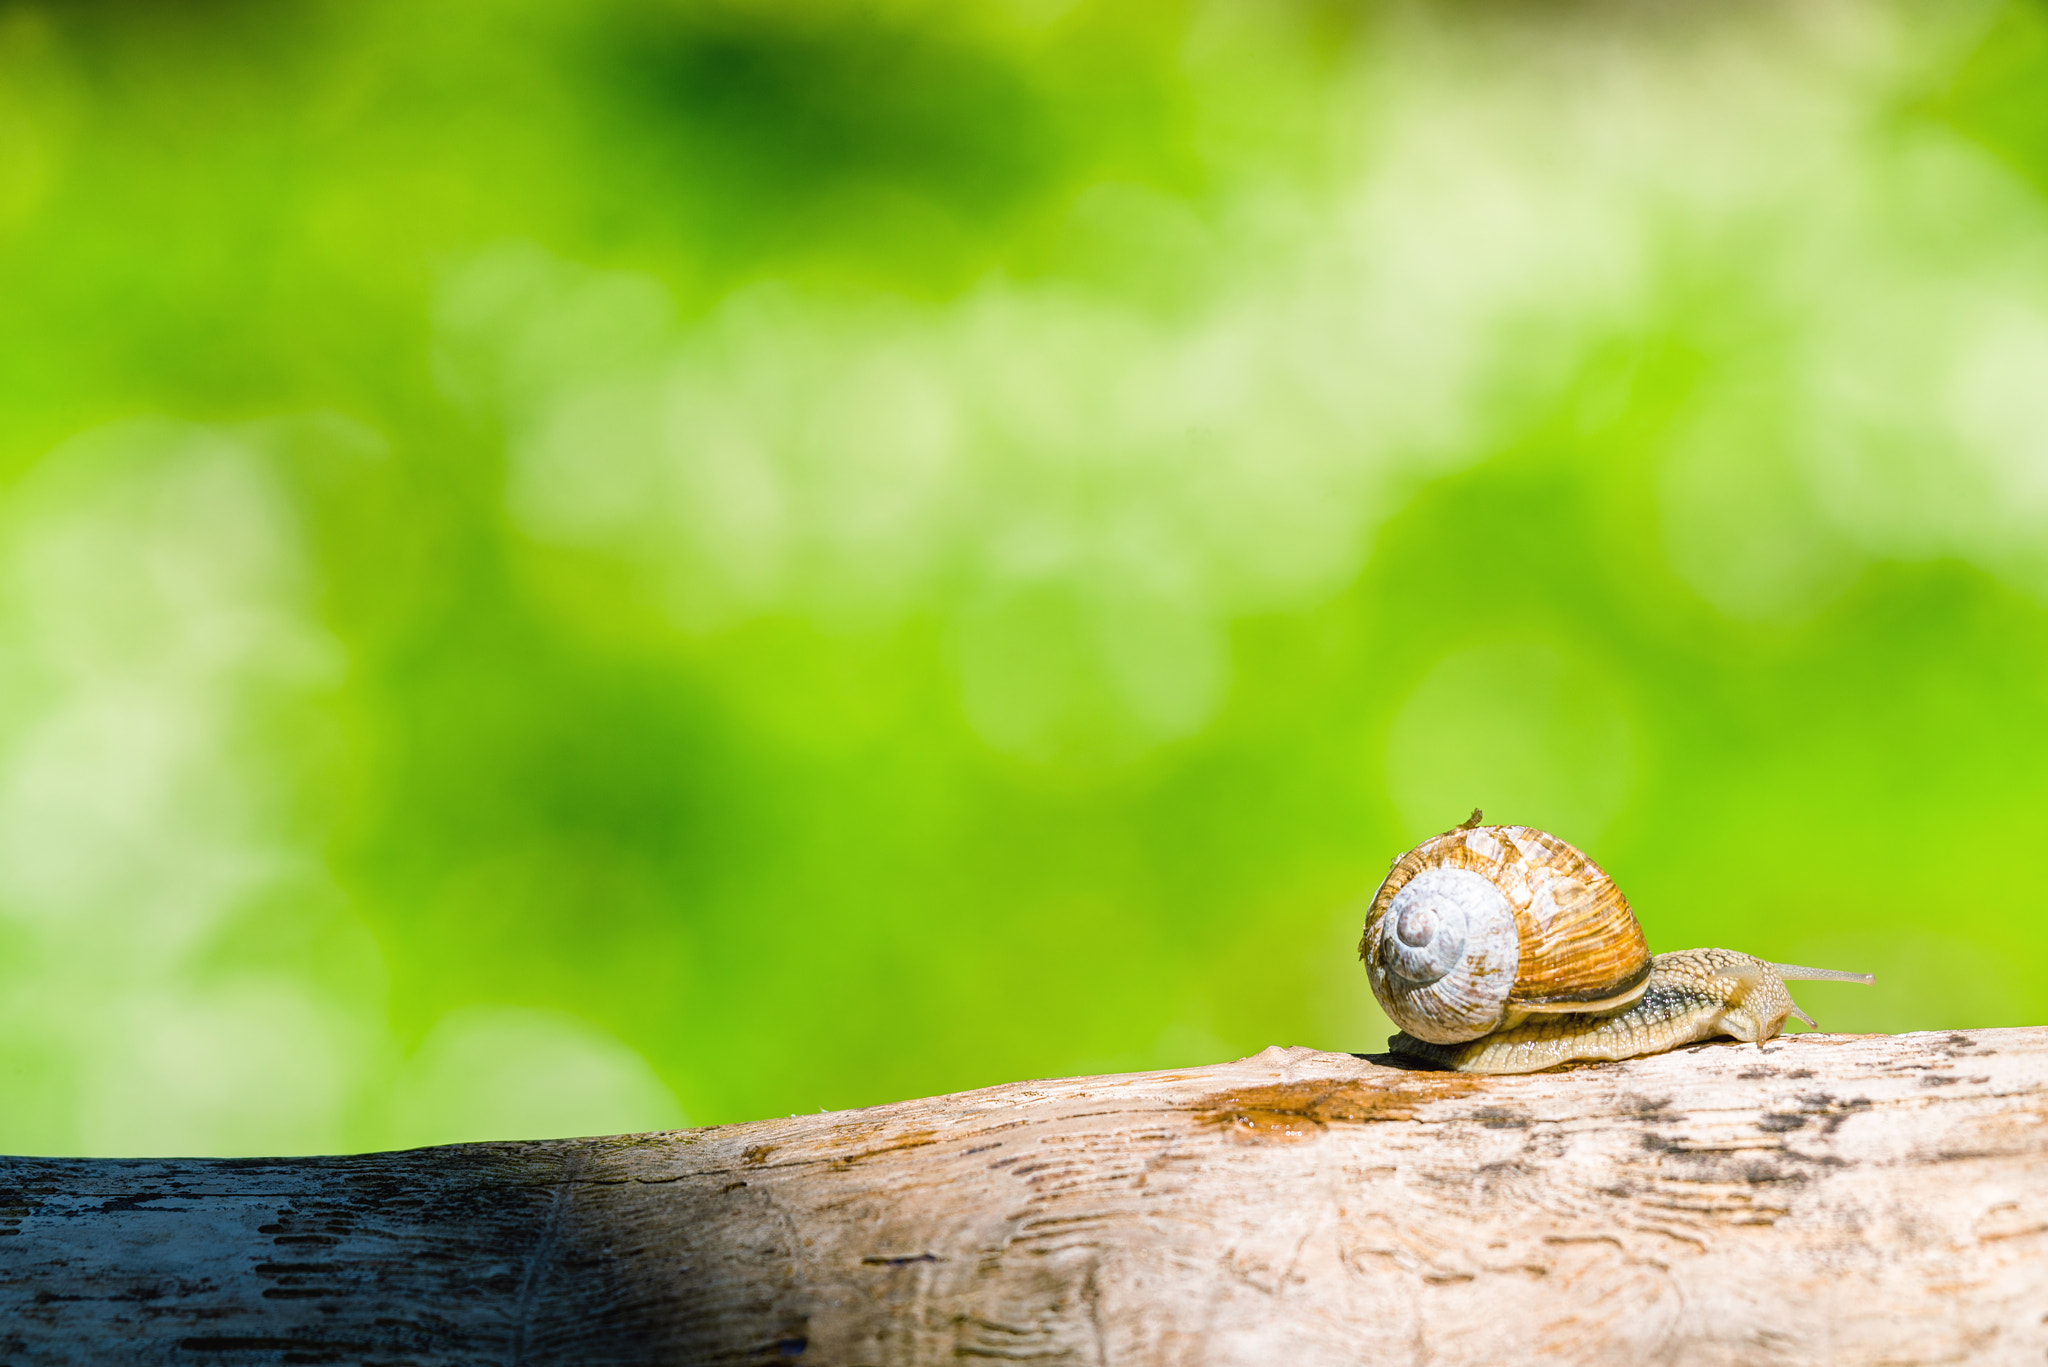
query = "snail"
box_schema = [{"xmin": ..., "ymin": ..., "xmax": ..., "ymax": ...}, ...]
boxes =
[{"xmin": 1359, "ymin": 811, "xmax": 1872, "ymax": 1074}]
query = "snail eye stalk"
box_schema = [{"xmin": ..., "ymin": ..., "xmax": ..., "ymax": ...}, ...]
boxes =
[{"xmin": 1770, "ymin": 963, "xmax": 1875, "ymax": 986}]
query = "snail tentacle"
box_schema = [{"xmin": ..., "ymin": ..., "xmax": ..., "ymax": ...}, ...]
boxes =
[{"xmin": 1770, "ymin": 962, "xmax": 1877, "ymax": 986}]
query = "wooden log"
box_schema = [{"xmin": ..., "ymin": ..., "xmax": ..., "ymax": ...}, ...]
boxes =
[{"xmin": 4, "ymin": 1028, "xmax": 2046, "ymax": 1365}]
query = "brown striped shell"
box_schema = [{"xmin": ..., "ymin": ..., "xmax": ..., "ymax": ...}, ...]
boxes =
[{"xmin": 1358, "ymin": 821, "xmax": 1651, "ymax": 1044}]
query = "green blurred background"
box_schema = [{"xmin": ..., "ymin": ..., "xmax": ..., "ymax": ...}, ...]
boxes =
[{"xmin": 0, "ymin": 0, "xmax": 2044, "ymax": 1156}]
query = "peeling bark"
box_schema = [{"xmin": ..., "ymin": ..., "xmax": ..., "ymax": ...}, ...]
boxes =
[{"xmin": 4, "ymin": 1029, "xmax": 2046, "ymax": 1365}]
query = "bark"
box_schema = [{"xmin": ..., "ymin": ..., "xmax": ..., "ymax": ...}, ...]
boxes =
[{"xmin": 4, "ymin": 1028, "xmax": 2046, "ymax": 1366}]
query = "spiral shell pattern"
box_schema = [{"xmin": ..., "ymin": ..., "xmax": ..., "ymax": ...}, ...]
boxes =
[{"xmin": 1359, "ymin": 823, "xmax": 1652, "ymax": 1044}]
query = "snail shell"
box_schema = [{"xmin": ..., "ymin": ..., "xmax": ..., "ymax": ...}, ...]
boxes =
[{"xmin": 1358, "ymin": 817, "xmax": 1651, "ymax": 1044}]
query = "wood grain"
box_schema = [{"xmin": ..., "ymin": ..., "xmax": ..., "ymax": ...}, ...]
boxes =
[{"xmin": 4, "ymin": 1028, "xmax": 2047, "ymax": 1365}]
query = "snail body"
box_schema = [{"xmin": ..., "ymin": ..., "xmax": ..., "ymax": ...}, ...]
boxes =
[{"xmin": 1360, "ymin": 814, "xmax": 1872, "ymax": 1074}]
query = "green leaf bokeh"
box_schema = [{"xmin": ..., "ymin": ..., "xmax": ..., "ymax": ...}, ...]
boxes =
[{"xmin": 0, "ymin": 0, "xmax": 2044, "ymax": 1155}]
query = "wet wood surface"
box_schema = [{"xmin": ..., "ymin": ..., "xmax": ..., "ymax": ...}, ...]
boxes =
[{"xmin": 3, "ymin": 1028, "xmax": 2046, "ymax": 1365}]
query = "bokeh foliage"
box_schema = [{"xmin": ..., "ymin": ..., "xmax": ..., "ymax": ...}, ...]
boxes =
[{"xmin": 0, "ymin": 0, "xmax": 2045, "ymax": 1155}]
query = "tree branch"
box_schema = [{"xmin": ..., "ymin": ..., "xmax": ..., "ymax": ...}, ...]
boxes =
[{"xmin": 4, "ymin": 1029, "xmax": 2045, "ymax": 1364}]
